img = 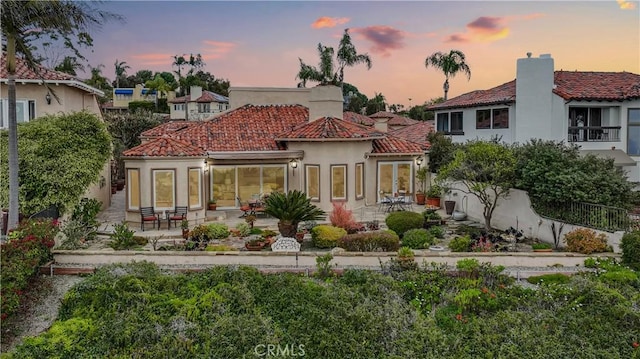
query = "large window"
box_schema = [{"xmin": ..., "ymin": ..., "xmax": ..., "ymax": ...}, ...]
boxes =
[
  {"xmin": 153, "ymin": 169, "xmax": 175, "ymax": 211},
  {"xmin": 211, "ymin": 165, "xmax": 287, "ymax": 207},
  {"xmin": 331, "ymin": 165, "xmax": 347, "ymax": 201},
  {"xmin": 127, "ymin": 169, "xmax": 140, "ymax": 211},
  {"xmin": 355, "ymin": 163, "xmax": 364, "ymax": 199},
  {"xmin": 198, "ymin": 103, "xmax": 210, "ymax": 113},
  {"xmin": 305, "ymin": 165, "xmax": 320, "ymax": 201},
  {"xmin": 188, "ymin": 168, "xmax": 202, "ymax": 209},
  {"xmin": 377, "ymin": 162, "xmax": 412, "ymax": 201},
  {"xmin": 0, "ymin": 99, "xmax": 36, "ymax": 128},
  {"xmin": 629, "ymin": 108, "xmax": 640, "ymax": 156},
  {"xmin": 476, "ymin": 108, "xmax": 509, "ymax": 129},
  {"xmin": 436, "ymin": 112, "xmax": 463, "ymax": 134}
]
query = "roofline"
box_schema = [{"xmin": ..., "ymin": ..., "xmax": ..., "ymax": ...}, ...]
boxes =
[
  {"xmin": 276, "ymin": 137, "xmax": 382, "ymax": 142},
  {"xmin": 0, "ymin": 78, "xmax": 104, "ymax": 96},
  {"xmin": 366, "ymin": 152, "xmax": 424, "ymax": 157},
  {"xmin": 122, "ymin": 155, "xmax": 205, "ymax": 160},
  {"xmin": 206, "ymin": 150, "xmax": 304, "ymax": 160},
  {"xmin": 428, "ymin": 100, "xmax": 515, "ymax": 111}
]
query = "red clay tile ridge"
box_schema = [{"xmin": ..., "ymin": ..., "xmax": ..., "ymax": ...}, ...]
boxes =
[
  {"xmin": 369, "ymin": 111, "xmax": 396, "ymax": 118},
  {"xmin": 427, "ymin": 80, "xmax": 516, "ymax": 110},
  {"xmin": 0, "ymin": 54, "xmax": 104, "ymax": 96},
  {"xmin": 390, "ymin": 121, "xmax": 434, "ymax": 149},
  {"xmin": 371, "ymin": 134, "xmax": 424, "ymax": 155},
  {"xmin": 343, "ymin": 111, "xmax": 375, "ymax": 126},
  {"xmin": 123, "ymin": 137, "xmax": 205, "ymax": 157},
  {"xmin": 140, "ymin": 121, "xmax": 198, "ymax": 139},
  {"xmin": 169, "ymin": 90, "xmax": 229, "ymax": 104},
  {"xmin": 277, "ymin": 117, "xmax": 385, "ymax": 141}
]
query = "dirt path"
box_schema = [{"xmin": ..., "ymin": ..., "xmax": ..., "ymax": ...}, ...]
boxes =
[{"xmin": 1, "ymin": 274, "xmax": 83, "ymax": 353}]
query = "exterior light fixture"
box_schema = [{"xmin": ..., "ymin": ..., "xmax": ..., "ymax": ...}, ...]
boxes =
[
  {"xmin": 45, "ymin": 92, "xmax": 51, "ymax": 105},
  {"xmin": 290, "ymin": 159, "xmax": 299, "ymax": 176},
  {"xmin": 416, "ymin": 157, "xmax": 423, "ymax": 167}
]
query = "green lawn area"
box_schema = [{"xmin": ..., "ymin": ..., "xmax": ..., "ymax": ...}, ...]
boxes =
[{"xmin": 5, "ymin": 261, "xmax": 640, "ymax": 359}]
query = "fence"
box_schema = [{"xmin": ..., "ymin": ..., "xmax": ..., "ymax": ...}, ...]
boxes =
[{"xmin": 533, "ymin": 201, "xmax": 634, "ymax": 232}]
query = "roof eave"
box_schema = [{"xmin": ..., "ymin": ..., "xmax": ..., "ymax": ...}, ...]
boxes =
[
  {"xmin": 276, "ymin": 136, "xmax": 382, "ymax": 142},
  {"xmin": 206, "ymin": 150, "xmax": 304, "ymax": 160},
  {"xmin": 0, "ymin": 78, "xmax": 104, "ymax": 96}
]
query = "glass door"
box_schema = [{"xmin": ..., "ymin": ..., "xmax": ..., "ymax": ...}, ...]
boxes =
[
  {"xmin": 211, "ymin": 166, "xmax": 236, "ymax": 208},
  {"xmin": 377, "ymin": 161, "xmax": 412, "ymax": 201}
]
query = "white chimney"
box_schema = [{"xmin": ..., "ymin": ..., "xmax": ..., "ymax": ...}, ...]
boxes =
[
  {"xmin": 190, "ymin": 86, "xmax": 203, "ymax": 101},
  {"xmin": 515, "ymin": 53, "xmax": 555, "ymax": 143},
  {"xmin": 308, "ymin": 85, "xmax": 343, "ymax": 122}
]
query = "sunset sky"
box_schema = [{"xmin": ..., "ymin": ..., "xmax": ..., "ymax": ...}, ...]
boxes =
[{"xmin": 79, "ymin": 0, "xmax": 639, "ymax": 108}]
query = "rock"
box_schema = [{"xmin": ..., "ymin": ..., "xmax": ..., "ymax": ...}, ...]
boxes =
[
  {"xmin": 271, "ymin": 237, "xmax": 301, "ymax": 252},
  {"xmin": 330, "ymin": 247, "xmax": 346, "ymax": 255}
]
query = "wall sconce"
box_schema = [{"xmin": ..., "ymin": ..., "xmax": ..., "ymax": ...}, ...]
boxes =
[
  {"xmin": 45, "ymin": 92, "xmax": 51, "ymax": 105},
  {"xmin": 416, "ymin": 157, "xmax": 423, "ymax": 167},
  {"xmin": 289, "ymin": 159, "xmax": 298, "ymax": 175},
  {"xmin": 203, "ymin": 159, "xmax": 209, "ymax": 172}
]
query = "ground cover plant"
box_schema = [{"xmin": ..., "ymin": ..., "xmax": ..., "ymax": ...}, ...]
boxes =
[{"xmin": 7, "ymin": 260, "xmax": 639, "ymax": 358}]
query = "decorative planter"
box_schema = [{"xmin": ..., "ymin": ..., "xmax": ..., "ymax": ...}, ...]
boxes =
[
  {"xmin": 426, "ymin": 197, "xmax": 441, "ymax": 208},
  {"xmin": 416, "ymin": 193, "xmax": 426, "ymax": 205},
  {"xmin": 116, "ymin": 179, "xmax": 125, "ymax": 191},
  {"xmin": 111, "ymin": 185, "xmax": 117, "ymax": 194},
  {"xmin": 295, "ymin": 232, "xmax": 305, "ymax": 242},
  {"xmin": 181, "ymin": 229, "xmax": 189, "ymax": 239},
  {"xmin": 444, "ymin": 200, "xmax": 456, "ymax": 215},
  {"xmin": 208, "ymin": 204, "xmax": 217, "ymax": 211},
  {"xmin": 245, "ymin": 242, "xmax": 265, "ymax": 251}
]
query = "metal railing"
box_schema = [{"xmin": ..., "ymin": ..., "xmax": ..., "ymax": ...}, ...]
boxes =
[
  {"xmin": 533, "ymin": 200, "xmax": 633, "ymax": 232},
  {"xmin": 567, "ymin": 126, "xmax": 621, "ymax": 142}
]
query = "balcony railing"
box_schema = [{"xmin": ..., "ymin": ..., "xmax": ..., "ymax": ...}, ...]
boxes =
[
  {"xmin": 567, "ymin": 126, "xmax": 621, "ymax": 142},
  {"xmin": 534, "ymin": 200, "xmax": 634, "ymax": 232}
]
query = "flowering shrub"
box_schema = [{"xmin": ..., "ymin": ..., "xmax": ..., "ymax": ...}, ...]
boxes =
[
  {"xmin": 329, "ymin": 202, "xmax": 358, "ymax": 232},
  {"xmin": 620, "ymin": 230, "xmax": 640, "ymax": 271},
  {"xmin": 1, "ymin": 219, "xmax": 58, "ymax": 320},
  {"xmin": 564, "ymin": 228, "xmax": 608, "ymax": 254}
]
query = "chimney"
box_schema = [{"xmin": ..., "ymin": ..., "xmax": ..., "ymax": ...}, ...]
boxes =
[
  {"xmin": 515, "ymin": 53, "xmax": 555, "ymax": 143},
  {"xmin": 370, "ymin": 112, "xmax": 393, "ymax": 132},
  {"xmin": 308, "ymin": 85, "xmax": 343, "ymax": 122},
  {"xmin": 190, "ymin": 86, "xmax": 203, "ymax": 101}
]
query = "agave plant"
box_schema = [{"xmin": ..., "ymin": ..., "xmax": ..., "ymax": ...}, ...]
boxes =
[{"xmin": 263, "ymin": 190, "xmax": 326, "ymax": 237}]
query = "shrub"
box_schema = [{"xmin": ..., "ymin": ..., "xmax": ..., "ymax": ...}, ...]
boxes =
[
  {"xmin": 189, "ymin": 224, "xmax": 213, "ymax": 243},
  {"xmin": 329, "ymin": 202, "xmax": 357, "ymax": 231},
  {"xmin": 428, "ymin": 225, "xmax": 445, "ymax": 239},
  {"xmin": 385, "ymin": 211, "xmax": 424, "ymax": 237},
  {"xmin": 109, "ymin": 221, "xmax": 136, "ymax": 250},
  {"xmin": 401, "ymin": 229, "xmax": 436, "ymax": 249},
  {"xmin": 205, "ymin": 244, "xmax": 238, "ymax": 252},
  {"xmin": 263, "ymin": 190, "xmax": 326, "ymax": 237},
  {"xmin": 311, "ymin": 225, "xmax": 347, "ymax": 248},
  {"xmin": 207, "ymin": 223, "xmax": 230, "ymax": 239},
  {"xmin": 423, "ymin": 210, "xmax": 442, "ymax": 221},
  {"xmin": 526, "ymin": 273, "xmax": 571, "ymax": 285},
  {"xmin": 235, "ymin": 222, "xmax": 251, "ymax": 237},
  {"xmin": 337, "ymin": 230, "xmax": 400, "ymax": 252},
  {"xmin": 620, "ymin": 230, "xmax": 640, "ymax": 271},
  {"xmin": 449, "ymin": 235, "xmax": 472, "ymax": 252},
  {"xmin": 564, "ymin": 228, "xmax": 608, "ymax": 254},
  {"xmin": 456, "ymin": 258, "xmax": 480, "ymax": 272},
  {"xmin": 58, "ymin": 219, "xmax": 91, "ymax": 249},
  {"xmin": 599, "ymin": 269, "xmax": 639, "ymax": 287},
  {"xmin": 71, "ymin": 198, "xmax": 102, "ymax": 241}
]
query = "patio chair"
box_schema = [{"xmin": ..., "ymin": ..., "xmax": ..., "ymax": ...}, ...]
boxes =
[
  {"xmin": 402, "ymin": 193, "xmax": 414, "ymax": 211},
  {"xmin": 237, "ymin": 197, "xmax": 251, "ymax": 217},
  {"xmin": 167, "ymin": 206, "xmax": 188, "ymax": 229},
  {"xmin": 140, "ymin": 207, "xmax": 160, "ymax": 231}
]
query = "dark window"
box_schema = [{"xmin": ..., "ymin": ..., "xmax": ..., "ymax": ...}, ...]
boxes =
[
  {"xmin": 492, "ymin": 108, "xmax": 509, "ymax": 129},
  {"xmin": 28, "ymin": 100, "xmax": 36, "ymax": 120},
  {"xmin": 628, "ymin": 108, "xmax": 640, "ymax": 156},
  {"xmin": 476, "ymin": 109, "xmax": 491, "ymax": 129},
  {"xmin": 451, "ymin": 112, "xmax": 463, "ymax": 132},
  {"xmin": 436, "ymin": 113, "xmax": 449, "ymax": 132}
]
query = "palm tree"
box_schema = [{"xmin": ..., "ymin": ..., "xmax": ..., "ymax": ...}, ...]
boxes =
[
  {"xmin": 114, "ymin": 59, "xmax": 130, "ymax": 88},
  {"xmin": 144, "ymin": 74, "xmax": 172, "ymax": 110},
  {"xmin": 1, "ymin": 0, "xmax": 121, "ymax": 230},
  {"xmin": 296, "ymin": 29, "xmax": 372, "ymax": 89},
  {"xmin": 425, "ymin": 50, "xmax": 471, "ymax": 100},
  {"xmin": 54, "ymin": 56, "xmax": 84, "ymax": 76}
]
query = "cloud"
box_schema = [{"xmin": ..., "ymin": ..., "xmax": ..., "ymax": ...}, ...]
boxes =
[
  {"xmin": 444, "ymin": 13, "xmax": 545, "ymax": 43},
  {"xmin": 617, "ymin": 0, "xmax": 637, "ymax": 9},
  {"xmin": 131, "ymin": 53, "xmax": 173, "ymax": 66},
  {"xmin": 351, "ymin": 26, "xmax": 405, "ymax": 57},
  {"xmin": 201, "ymin": 40, "xmax": 237, "ymax": 61},
  {"xmin": 311, "ymin": 16, "xmax": 350, "ymax": 29}
]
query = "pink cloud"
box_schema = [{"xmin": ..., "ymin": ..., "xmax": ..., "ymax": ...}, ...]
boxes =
[
  {"xmin": 131, "ymin": 53, "xmax": 173, "ymax": 66},
  {"xmin": 201, "ymin": 40, "xmax": 237, "ymax": 61},
  {"xmin": 351, "ymin": 25, "xmax": 405, "ymax": 57},
  {"xmin": 311, "ymin": 16, "xmax": 350, "ymax": 29},
  {"xmin": 444, "ymin": 14, "xmax": 547, "ymax": 43},
  {"xmin": 617, "ymin": 0, "xmax": 637, "ymax": 9}
]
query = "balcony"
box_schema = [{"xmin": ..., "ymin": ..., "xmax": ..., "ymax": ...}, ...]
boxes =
[{"xmin": 567, "ymin": 126, "xmax": 621, "ymax": 142}]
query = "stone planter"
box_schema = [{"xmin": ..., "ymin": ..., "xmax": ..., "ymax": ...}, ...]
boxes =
[
  {"xmin": 416, "ymin": 193, "xmax": 426, "ymax": 205},
  {"xmin": 426, "ymin": 197, "xmax": 441, "ymax": 208},
  {"xmin": 444, "ymin": 200, "xmax": 456, "ymax": 215}
]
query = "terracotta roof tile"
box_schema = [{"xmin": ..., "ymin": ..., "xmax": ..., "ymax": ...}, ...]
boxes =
[
  {"xmin": 0, "ymin": 55, "xmax": 76, "ymax": 81},
  {"xmin": 428, "ymin": 80, "xmax": 516, "ymax": 110},
  {"xmin": 343, "ymin": 111, "xmax": 375, "ymax": 126},
  {"xmin": 140, "ymin": 121, "xmax": 197, "ymax": 138},
  {"xmin": 123, "ymin": 137, "xmax": 206, "ymax": 157},
  {"xmin": 372, "ymin": 135, "xmax": 424, "ymax": 154},
  {"xmin": 278, "ymin": 117, "xmax": 384, "ymax": 140},
  {"xmin": 369, "ymin": 111, "xmax": 396, "ymax": 118},
  {"xmin": 552, "ymin": 71, "xmax": 640, "ymax": 101},
  {"xmin": 169, "ymin": 90, "xmax": 228, "ymax": 103},
  {"xmin": 388, "ymin": 115, "xmax": 419, "ymax": 126},
  {"xmin": 390, "ymin": 121, "xmax": 434, "ymax": 149}
]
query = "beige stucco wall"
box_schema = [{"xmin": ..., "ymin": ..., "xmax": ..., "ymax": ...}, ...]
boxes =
[
  {"xmin": 229, "ymin": 87, "xmax": 311, "ymax": 109},
  {"xmin": 123, "ymin": 157, "xmax": 207, "ymax": 225}
]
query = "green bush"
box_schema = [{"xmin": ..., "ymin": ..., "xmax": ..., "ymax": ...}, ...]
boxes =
[
  {"xmin": 526, "ymin": 273, "xmax": 571, "ymax": 285},
  {"xmin": 337, "ymin": 230, "xmax": 400, "ymax": 252},
  {"xmin": 422, "ymin": 210, "xmax": 442, "ymax": 221},
  {"xmin": 109, "ymin": 221, "xmax": 136, "ymax": 250},
  {"xmin": 564, "ymin": 228, "xmax": 608, "ymax": 254},
  {"xmin": 620, "ymin": 230, "xmax": 640, "ymax": 271},
  {"xmin": 235, "ymin": 222, "xmax": 251, "ymax": 237},
  {"xmin": 599, "ymin": 269, "xmax": 639, "ymax": 287},
  {"xmin": 128, "ymin": 100, "xmax": 154, "ymax": 111},
  {"xmin": 449, "ymin": 235, "xmax": 472, "ymax": 252},
  {"xmin": 189, "ymin": 224, "xmax": 213, "ymax": 243},
  {"xmin": 427, "ymin": 225, "xmax": 445, "ymax": 239},
  {"xmin": 71, "ymin": 197, "xmax": 102, "ymax": 241},
  {"xmin": 385, "ymin": 211, "xmax": 424, "ymax": 237},
  {"xmin": 207, "ymin": 223, "xmax": 230, "ymax": 239},
  {"xmin": 401, "ymin": 228, "xmax": 436, "ymax": 249},
  {"xmin": 311, "ymin": 225, "xmax": 347, "ymax": 248}
]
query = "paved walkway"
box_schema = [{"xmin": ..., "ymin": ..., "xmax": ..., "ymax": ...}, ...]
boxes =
[{"xmin": 96, "ymin": 189, "xmax": 441, "ymax": 238}]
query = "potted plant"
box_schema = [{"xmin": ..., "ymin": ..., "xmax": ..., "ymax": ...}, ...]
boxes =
[
  {"xmin": 111, "ymin": 181, "xmax": 117, "ymax": 194},
  {"xmin": 245, "ymin": 238, "xmax": 265, "ymax": 251},
  {"xmin": 423, "ymin": 210, "xmax": 442, "ymax": 228},
  {"xmin": 262, "ymin": 190, "xmax": 326, "ymax": 238},
  {"xmin": 261, "ymin": 229, "xmax": 278, "ymax": 245},
  {"xmin": 180, "ymin": 219, "xmax": 189, "ymax": 239},
  {"xmin": 442, "ymin": 183, "xmax": 456, "ymax": 215},
  {"xmin": 295, "ymin": 229, "xmax": 305, "ymax": 242},
  {"xmin": 207, "ymin": 198, "xmax": 217, "ymax": 211},
  {"xmin": 245, "ymin": 214, "xmax": 257, "ymax": 229},
  {"xmin": 425, "ymin": 183, "xmax": 442, "ymax": 208},
  {"xmin": 532, "ymin": 242, "xmax": 553, "ymax": 252},
  {"xmin": 415, "ymin": 167, "xmax": 429, "ymax": 205}
]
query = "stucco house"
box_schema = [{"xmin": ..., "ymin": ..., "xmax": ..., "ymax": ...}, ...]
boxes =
[
  {"xmin": 428, "ymin": 53, "xmax": 640, "ymax": 184},
  {"xmin": 0, "ymin": 55, "xmax": 112, "ymax": 208},
  {"xmin": 104, "ymin": 84, "xmax": 158, "ymax": 111},
  {"xmin": 122, "ymin": 85, "xmax": 429, "ymax": 224},
  {"xmin": 168, "ymin": 86, "xmax": 229, "ymax": 121}
]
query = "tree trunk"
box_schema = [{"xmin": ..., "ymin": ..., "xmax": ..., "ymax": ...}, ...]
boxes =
[
  {"xmin": 278, "ymin": 221, "xmax": 298, "ymax": 238},
  {"xmin": 6, "ymin": 34, "xmax": 20, "ymax": 231}
]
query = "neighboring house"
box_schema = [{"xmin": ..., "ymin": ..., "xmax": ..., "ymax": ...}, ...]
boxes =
[
  {"xmin": 122, "ymin": 85, "xmax": 426, "ymax": 223},
  {"xmin": 0, "ymin": 55, "xmax": 112, "ymax": 208},
  {"xmin": 370, "ymin": 111, "xmax": 419, "ymax": 131},
  {"xmin": 106, "ymin": 84, "xmax": 158, "ymax": 111},
  {"xmin": 168, "ymin": 86, "xmax": 229, "ymax": 121},
  {"xmin": 428, "ymin": 53, "xmax": 640, "ymax": 183},
  {"xmin": 390, "ymin": 121, "xmax": 434, "ymax": 150}
]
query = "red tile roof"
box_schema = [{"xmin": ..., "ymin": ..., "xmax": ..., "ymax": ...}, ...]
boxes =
[
  {"xmin": 172, "ymin": 104, "xmax": 309, "ymax": 151},
  {"xmin": 388, "ymin": 115, "xmax": 419, "ymax": 126},
  {"xmin": 278, "ymin": 117, "xmax": 384, "ymax": 141},
  {"xmin": 343, "ymin": 111, "xmax": 375, "ymax": 126},
  {"xmin": 169, "ymin": 90, "xmax": 229, "ymax": 104},
  {"xmin": 123, "ymin": 137, "xmax": 206, "ymax": 157},
  {"xmin": 390, "ymin": 121, "xmax": 434, "ymax": 149},
  {"xmin": 140, "ymin": 121, "xmax": 197, "ymax": 138},
  {"xmin": 372, "ymin": 135, "xmax": 424, "ymax": 154},
  {"xmin": 0, "ymin": 55, "xmax": 76, "ymax": 81},
  {"xmin": 429, "ymin": 71, "xmax": 640, "ymax": 110},
  {"xmin": 369, "ymin": 111, "xmax": 396, "ymax": 118}
]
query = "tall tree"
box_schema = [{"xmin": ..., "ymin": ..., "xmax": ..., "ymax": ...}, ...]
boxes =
[
  {"xmin": 1, "ymin": 0, "xmax": 121, "ymax": 230},
  {"xmin": 144, "ymin": 74, "xmax": 172, "ymax": 110},
  {"xmin": 113, "ymin": 59, "xmax": 130, "ymax": 88},
  {"xmin": 296, "ymin": 29, "xmax": 371, "ymax": 90},
  {"xmin": 85, "ymin": 64, "xmax": 112, "ymax": 103},
  {"xmin": 172, "ymin": 53, "xmax": 205, "ymax": 95},
  {"xmin": 365, "ymin": 92, "xmax": 387, "ymax": 115},
  {"xmin": 54, "ymin": 56, "xmax": 84, "ymax": 76},
  {"xmin": 425, "ymin": 50, "xmax": 471, "ymax": 100}
]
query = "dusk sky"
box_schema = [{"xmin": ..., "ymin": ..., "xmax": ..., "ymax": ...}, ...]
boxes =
[{"xmin": 78, "ymin": 0, "xmax": 639, "ymax": 108}]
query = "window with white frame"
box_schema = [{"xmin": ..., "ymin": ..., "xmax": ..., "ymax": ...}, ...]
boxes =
[
  {"xmin": 476, "ymin": 108, "xmax": 509, "ymax": 129},
  {"xmin": 198, "ymin": 103, "xmax": 210, "ymax": 113},
  {"xmin": 188, "ymin": 168, "xmax": 202, "ymax": 209},
  {"xmin": 153, "ymin": 169, "xmax": 175, "ymax": 211},
  {"xmin": 436, "ymin": 111, "xmax": 463, "ymax": 134},
  {"xmin": 628, "ymin": 108, "xmax": 640, "ymax": 156},
  {"xmin": 331, "ymin": 164, "xmax": 347, "ymax": 201},
  {"xmin": 0, "ymin": 99, "xmax": 36, "ymax": 128},
  {"xmin": 174, "ymin": 104, "xmax": 185, "ymax": 111}
]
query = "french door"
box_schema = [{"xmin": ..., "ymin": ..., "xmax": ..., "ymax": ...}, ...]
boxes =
[{"xmin": 377, "ymin": 161, "xmax": 412, "ymax": 202}]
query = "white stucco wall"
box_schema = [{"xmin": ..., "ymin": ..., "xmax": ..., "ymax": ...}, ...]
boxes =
[
  {"xmin": 446, "ymin": 184, "xmax": 624, "ymax": 253},
  {"xmin": 514, "ymin": 54, "xmax": 555, "ymax": 143}
]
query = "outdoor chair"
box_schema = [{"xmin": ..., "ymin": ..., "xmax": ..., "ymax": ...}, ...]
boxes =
[
  {"xmin": 237, "ymin": 197, "xmax": 251, "ymax": 217},
  {"xmin": 140, "ymin": 207, "xmax": 160, "ymax": 231},
  {"xmin": 167, "ymin": 206, "xmax": 188, "ymax": 229}
]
